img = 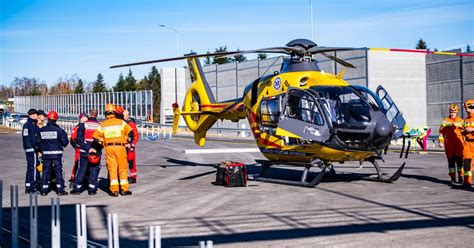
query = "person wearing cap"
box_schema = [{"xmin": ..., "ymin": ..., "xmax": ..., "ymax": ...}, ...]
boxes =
[
  {"xmin": 71, "ymin": 109, "xmax": 101, "ymax": 195},
  {"xmin": 37, "ymin": 111, "xmax": 69, "ymax": 196},
  {"xmin": 123, "ymin": 109, "xmax": 139, "ymax": 183},
  {"xmin": 90, "ymin": 104, "xmax": 134, "ymax": 197},
  {"xmin": 462, "ymin": 99, "xmax": 474, "ymax": 188},
  {"xmin": 439, "ymin": 104, "xmax": 464, "ymax": 184},
  {"xmin": 22, "ymin": 108, "xmax": 40, "ymax": 194},
  {"xmin": 37, "ymin": 110, "xmax": 47, "ymax": 128},
  {"xmin": 69, "ymin": 113, "xmax": 88, "ymax": 187}
]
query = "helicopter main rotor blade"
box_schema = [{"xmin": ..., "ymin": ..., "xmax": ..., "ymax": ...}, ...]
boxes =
[
  {"xmin": 308, "ymin": 46, "xmax": 364, "ymax": 54},
  {"xmin": 110, "ymin": 51, "xmax": 242, "ymax": 68},
  {"xmin": 320, "ymin": 52, "xmax": 356, "ymax": 69}
]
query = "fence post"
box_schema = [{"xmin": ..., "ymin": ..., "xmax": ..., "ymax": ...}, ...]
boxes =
[
  {"xmin": 154, "ymin": 226, "xmax": 161, "ymax": 248},
  {"xmin": 51, "ymin": 197, "xmax": 61, "ymax": 248},
  {"xmin": 76, "ymin": 204, "xmax": 87, "ymax": 248},
  {"xmin": 148, "ymin": 226, "xmax": 154, "ymax": 248},
  {"xmin": 29, "ymin": 192, "xmax": 38, "ymax": 248},
  {"xmin": 11, "ymin": 185, "xmax": 18, "ymax": 248},
  {"xmin": 108, "ymin": 213, "xmax": 120, "ymax": 248},
  {"xmin": 206, "ymin": 240, "xmax": 213, "ymax": 248},
  {"xmin": 199, "ymin": 241, "xmax": 205, "ymax": 248}
]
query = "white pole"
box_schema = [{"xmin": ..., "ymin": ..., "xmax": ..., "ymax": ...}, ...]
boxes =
[
  {"xmin": 309, "ymin": 0, "xmax": 314, "ymax": 41},
  {"xmin": 11, "ymin": 185, "xmax": 18, "ymax": 248},
  {"xmin": 148, "ymin": 226, "xmax": 154, "ymax": 248},
  {"xmin": 206, "ymin": 240, "xmax": 214, "ymax": 248},
  {"xmin": 29, "ymin": 192, "xmax": 38, "ymax": 248},
  {"xmin": 113, "ymin": 213, "xmax": 119, "ymax": 248},
  {"xmin": 154, "ymin": 226, "xmax": 161, "ymax": 248},
  {"xmin": 51, "ymin": 197, "xmax": 61, "ymax": 248},
  {"xmin": 76, "ymin": 204, "xmax": 87, "ymax": 248},
  {"xmin": 107, "ymin": 214, "xmax": 113, "ymax": 248}
]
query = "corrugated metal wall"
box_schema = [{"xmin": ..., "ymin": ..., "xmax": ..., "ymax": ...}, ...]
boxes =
[{"xmin": 426, "ymin": 51, "xmax": 473, "ymax": 135}]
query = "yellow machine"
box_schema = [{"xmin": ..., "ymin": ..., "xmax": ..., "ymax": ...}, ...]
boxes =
[{"xmin": 111, "ymin": 39, "xmax": 470, "ymax": 187}]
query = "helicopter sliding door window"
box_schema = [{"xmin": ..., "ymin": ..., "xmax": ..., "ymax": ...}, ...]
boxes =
[
  {"xmin": 376, "ymin": 85, "xmax": 406, "ymax": 139},
  {"xmin": 277, "ymin": 88, "xmax": 330, "ymax": 142},
  {"xmin": 260, "ymin": 96, "xmax": 282, "ymax": 127}
]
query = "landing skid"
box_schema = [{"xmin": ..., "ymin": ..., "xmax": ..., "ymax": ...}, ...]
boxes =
[
  {"xmin": 251, "ymin": 158, "xmax": 406, "ymax": 187},
  {"xmin": 252, "ymin": 159, "xmax": 326, "ymax": 188}
]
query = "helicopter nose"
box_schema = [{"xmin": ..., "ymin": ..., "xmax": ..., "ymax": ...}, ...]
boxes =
[{"xmin": 374, "ymin": 115, "xmax": 392, "ymax": 137}]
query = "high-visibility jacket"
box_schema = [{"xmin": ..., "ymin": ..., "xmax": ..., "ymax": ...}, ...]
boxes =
[
  {"xmin": 464, "ymin": 115, "xmax": 474, "ymax": 141},
  {"xmin": 77, "ymin": 118, "xmax": 100, "ymax": 153},
  {"xmin": 439, "ymin": 116, "xmax": 464, "ymax": 142},
  {"xmin": 92, "ymin": 116, "xmax": 134, "ymax": 146}
]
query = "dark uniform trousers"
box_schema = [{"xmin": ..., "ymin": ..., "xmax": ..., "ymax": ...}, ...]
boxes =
[
  {"xmin": 75, "ymin": 153, "xmax": 101, "ymax": 193},
  {"xmin": 41, "ymin": 157, "xmax": 65, "ymax": 193},
  {"xmin": 25, "ymin": 150, "xmax": 40, "ymax": 191}
]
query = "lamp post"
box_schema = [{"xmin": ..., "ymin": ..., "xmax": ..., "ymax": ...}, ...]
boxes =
[
  {"xmin": 159, "ymin": 24, "xmax": 180, "ymax": 104},
  {"xmin": 309, "ymin": 0, "xmax": 314, "ymax": 41},
  {"xmin": 159, "ymin": 24, "xmax": 179, "ymax": 57}
]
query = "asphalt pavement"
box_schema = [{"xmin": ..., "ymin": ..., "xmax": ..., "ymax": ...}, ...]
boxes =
[{"xmin": 0, "ymin": 132, "xmax": 473, "ymax": 247}]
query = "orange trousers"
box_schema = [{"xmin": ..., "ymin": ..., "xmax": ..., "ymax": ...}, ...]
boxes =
[
  {"xmin": 463, "ymin": 141, "xmax": 473, "ymax": 186},
  {"xmin": 105, "ymin": 145, "xmax": 129, "ymax": 192}
]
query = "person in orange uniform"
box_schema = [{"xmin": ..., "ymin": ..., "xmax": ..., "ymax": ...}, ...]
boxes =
[
  {"xmin": 462, "ymin": 99, "xmax": 474, "ymax": 188},
  {"xmin": 123, "ymin": 109, "xmax": 139, "ymax": 183},
  {"xmin": 439, "ymin": 104, "xmax": 464, "ymax": 184},
  {"xmin": 90, "ymin": 104, "xmax": 135, "ymax": 197}
]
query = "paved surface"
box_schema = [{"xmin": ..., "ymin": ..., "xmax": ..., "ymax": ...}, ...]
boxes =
[{"xmin": 0, "ymin": 132, "xmax": 473, "ymax": 247}]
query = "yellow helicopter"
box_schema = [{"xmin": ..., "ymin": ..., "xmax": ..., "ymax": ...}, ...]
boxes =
[{"xmin": 110, "ymin": 39, "xmax": 467, "ymax": 187}]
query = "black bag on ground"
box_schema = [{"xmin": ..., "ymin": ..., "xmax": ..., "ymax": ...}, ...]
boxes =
[{"xmin": 214, "ymin": 161, "xmax": 247, "ymax": 187}]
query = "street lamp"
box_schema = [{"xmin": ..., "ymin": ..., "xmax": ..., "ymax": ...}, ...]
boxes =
[
  {"xmin": 309, "ymin": 0, "xmax": 314, "ymax": 41},
  {"xmin": 159, "ymin": 24, "xmax": 179, "ymax": 57}
]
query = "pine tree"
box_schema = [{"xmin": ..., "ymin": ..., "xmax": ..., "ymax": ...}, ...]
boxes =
[
  {"xmin": 467, "ymin": 44, "xmax": 472, "ymax": 53},
  {"xmin": 231, "ymin": 49, "xmax": 247, "ymax": 63},
  {"xmin": 203, "ymin": 51, "xmax": 212, "ymax": 65},
  {"xmin": 124, "ymin": 69, "xmax": 137, "ymax": 91},
  {"xmin": 137, "ymin": 66, "xmax": 161, "ymax": 122},
  {"xmin": 212, "ymin": 46, "xmax": 232, "ymax": 64},
  {"xmin": 416, "ymin": 39, "xmax": 427, "ymax": 50},
  {"xmin": 75, "ymin": 79, "xmax": 85, "ymax": 94},
  {"xmin": 92, "ymin": 73, "xmax": 107, "ymax": 93},
  {"xmin": 113, "ymin": 73, "xmax": 126, "ymax": 92},
  {"xmin": 257, "ymin": 53, "xmax": 268, "ymax": 60}
]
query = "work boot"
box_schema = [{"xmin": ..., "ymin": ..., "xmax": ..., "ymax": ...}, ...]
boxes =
[
  {"xmin": 129, "ymin": 178, "xmax": 137, "ymax": 184},
  {"xmin": 70, "ymin": 189, "xmax": 81, "ymax": 195},
  {"xmin": 40, "ymin": 192, "xmax": 48, "ymax": 196},
  {"xmin": 110, "ymin": 191, "xmax": 119, "ymax": 197},
  {"xmin": 88, "ymin": 191, "xmax": 97, "ymax": 196},
  {"xmin": 120, "ymin": 190, "xmax": 132, "ymax": 196},
  {"xmin": 57, "ymin": 191, "xmax": 69, "ymax": 196},
  {"xmin": 25, "ymin": 189, "xmax": 32, "ymax": 194}
]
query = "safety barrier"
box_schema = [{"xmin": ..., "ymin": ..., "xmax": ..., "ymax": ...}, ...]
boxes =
[{"xmin": 2, "ymin": 184, "xmax": 214, "ymax": 247}]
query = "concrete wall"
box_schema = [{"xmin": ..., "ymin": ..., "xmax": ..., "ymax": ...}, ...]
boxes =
[
  {"xmin": 368, "ymin": 50, "xmax": 427, "ymax": 129},
  {"xmin": 160, "ymin": 68, "xmax": 186, "ymax": 125}
]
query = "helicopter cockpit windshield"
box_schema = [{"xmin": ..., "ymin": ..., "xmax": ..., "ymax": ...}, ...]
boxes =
[{"xmin": 311, "ymin": 86, "xmax": 371, "ymax": 129}]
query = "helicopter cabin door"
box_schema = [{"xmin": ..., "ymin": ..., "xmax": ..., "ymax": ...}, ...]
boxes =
[
  {"xmin": 376, "ymin": 85, "xmax": 407, "ymax": 139},
  {"xmin": 276, "ymin": 88, "xmax": 330, "ymax": 142}
]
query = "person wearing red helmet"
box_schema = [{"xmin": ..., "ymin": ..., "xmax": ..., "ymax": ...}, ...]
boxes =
[
  {"xmin": 36, "ymin": 111, "xmax": 69, "ymax": 196},
  {"xmin": 123, "ymin": 109, "xmax": 139, "ymax": 183},
  {"xmin": 115, "ymin": 105, "xmax": 124, "ymax": 120},
  {"xmin": 69, "ymin": 113, "xmax": 88, "ymax": 187},
  {"xmin": 462, "ymin": 99, "xmax": 474, "ymax": 188},
  {"xmin": 71, "ymin": 109, "xmax": 101, "ymax": 195},
  {"xmin": 439, "ymin": 103, "xmax": 464, "ymax": 184}
]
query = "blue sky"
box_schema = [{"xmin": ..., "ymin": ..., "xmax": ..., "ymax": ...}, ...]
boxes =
[{"xmin": 0, "ymin": 0, "xmax": 472, "ymax": 87}]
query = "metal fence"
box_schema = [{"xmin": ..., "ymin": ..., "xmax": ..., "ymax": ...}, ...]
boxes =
[
  {"xmin": 426, "ymin": 52, "xmax": 474, "ymax": 135},
  {"xmin": 14, "ymin": 90, "xmax": 153, "ymax": 121}
]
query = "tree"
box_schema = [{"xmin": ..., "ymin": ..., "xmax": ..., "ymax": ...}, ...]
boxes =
[
  {"xmin": 203, "ymin": 50, "xmax": 212, "ymax": 65},
  {"xmin": 231, "ymin": 49, "xmax": 247, "ymax": 63},
  {"xmin": 75, "ymin": 79, "xmax": 85, "ymax": 94},
  {"xmin": 212, "ymin": 46, "xmax": 232, "ymax": 64},
  {"xmin": 92, "ymin": 73, "xmax": 107, "ymax": 93},
  {"xmin": 137, "ymin": 66, "xmax": 161, "ymax": 122},
  {"xmin": 467, "ymin": 44, "xmax": 472, "ymax": 53},
  {"xmin": 416, "ymin": 38, "xmax": 427, "ymax": 50},
  {"xmin": 257, "ymin": 53, "xmax": 268, "ymax": 60},
  {"xmin": 49, "ymin": 81, "xmax": 74, "ymax": 95},
  {"xmin": 10, "ymin": 77, "xmax": 48, "ymax": 96},
  {"xmin": 113, "ymin": 73, "xmax": 126, "ymax": 92},
  {"xmin": 124, "ymin": 69, "xmax": 137, "ymax": 91}
]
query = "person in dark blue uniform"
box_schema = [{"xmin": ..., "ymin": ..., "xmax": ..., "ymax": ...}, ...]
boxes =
[
  {"xmin": 71, "ymin": 109, "xmax": 101, "ymax": 195},
  {"xmin": 22, "ymin": 108, "xmax": 40, "ymax": 194},
  {"xmin": 37, "ymin": 111, "xmax": 69, "ymax": 196}
]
